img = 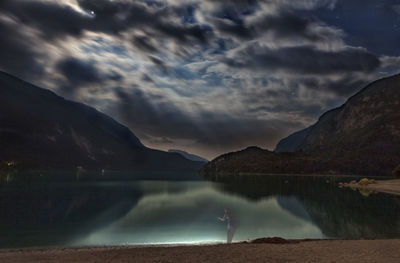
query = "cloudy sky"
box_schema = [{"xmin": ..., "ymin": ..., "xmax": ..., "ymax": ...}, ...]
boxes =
[{"xmin": 1, "ymin": 0, "xmax": 399, "ymax": 159}]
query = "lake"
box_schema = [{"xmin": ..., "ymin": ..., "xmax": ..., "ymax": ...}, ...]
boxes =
[{"xmin": 1, "ymin": 174, "xmax": 400, "ymax": 248}]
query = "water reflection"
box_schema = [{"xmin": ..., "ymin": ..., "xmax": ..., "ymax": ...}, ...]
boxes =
[
  {"xmin": 0, "ymin": 182, "xmax": 142, "ymax": 248},
  {"xmin": 211, "ymin": 175, "xmax": 400, "ymax": 239},
  {"xmin": 75, "ymin": 183, "xmax": 323, "ymax": 246},
  {"xmin": 1, "ymin": 175, "xmax": 400, "ymax": 248}
]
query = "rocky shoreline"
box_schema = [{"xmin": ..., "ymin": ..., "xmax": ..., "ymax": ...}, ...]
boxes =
[{"xmin": 341, "ymin": 178, "xmax": 400, "ymax": 196}]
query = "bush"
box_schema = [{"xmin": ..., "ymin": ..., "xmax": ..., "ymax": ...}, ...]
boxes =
[{"xmin": 393, "ymin": 165, "xmax": 400, "ymax": 178}]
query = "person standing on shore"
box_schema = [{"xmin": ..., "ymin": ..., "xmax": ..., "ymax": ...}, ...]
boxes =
[{"xmin": 218, "ymin": 208, "xmax": 238, "ymax": 243}]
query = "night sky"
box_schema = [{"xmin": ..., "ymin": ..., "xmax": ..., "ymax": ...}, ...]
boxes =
[{"xmin": 0, "ymin": 0, "xmax": 399, "ymax": 159}]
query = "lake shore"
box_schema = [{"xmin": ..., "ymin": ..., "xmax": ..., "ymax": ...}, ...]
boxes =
[
  {"xmin": 2, "ymin": 239, "xmax": 400, "ymax": 263},
  {"xmin": 344, "ymin": 179, "xmax": 400, "ymax": 196}
]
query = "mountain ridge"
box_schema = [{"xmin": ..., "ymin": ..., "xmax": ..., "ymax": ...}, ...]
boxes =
[
  {"xmin": 202, "ymin": 73, "xmax": 400, "ymax": 177},
  {"xmin": 0, "ymin": 71, "xmax": 203, "ymax": 172},
  {"xmin": 168, "ymin": 149, "xmax": 208, "ymax": 163}
]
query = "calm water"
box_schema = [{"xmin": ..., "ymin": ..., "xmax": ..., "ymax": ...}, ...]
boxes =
[{"xmin": 1, "ymin": 175, "xmax": 400, "ymax": 248}]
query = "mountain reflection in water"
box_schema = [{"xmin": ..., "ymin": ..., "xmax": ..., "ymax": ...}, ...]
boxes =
[
  {"xmin": 213, "ymin": 175, "xmax": 400, "ymax": 239},
  {"xmin": 1, "ymin": 175, "xmax": 400, "ymax": 248}
]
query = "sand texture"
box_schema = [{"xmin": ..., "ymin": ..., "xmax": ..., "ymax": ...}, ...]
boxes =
[{"xmin": 1, "ymin": 239, "xmax": 400, "ymax": 263}]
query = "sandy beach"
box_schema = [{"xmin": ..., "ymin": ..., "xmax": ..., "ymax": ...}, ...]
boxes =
[{"xmin": 2, "ymin": 239, "xmax": 400, "ymax": 263}]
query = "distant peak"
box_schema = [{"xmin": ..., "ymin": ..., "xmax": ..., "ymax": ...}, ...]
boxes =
[
  {"xmin": 245, "ymin": 146, "xmax": 263, "ymax": 150},
  {"xmin": 168, "ymin": 149, "xmax": 208, "ymax": 163}
]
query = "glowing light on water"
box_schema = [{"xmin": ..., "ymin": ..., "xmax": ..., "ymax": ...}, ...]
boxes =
[{"xmin": 71, "ymin": 183, "xmax": 324, "ymax": 247}]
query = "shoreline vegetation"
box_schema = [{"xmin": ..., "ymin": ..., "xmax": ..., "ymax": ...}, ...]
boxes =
[{"xmin": 1, "ymin": 239, "xmax": 400, "ymax": 263}]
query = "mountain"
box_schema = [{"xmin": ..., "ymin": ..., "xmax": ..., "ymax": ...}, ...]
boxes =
[
  {"xmin": 200, "ymin": 146, "xmax": 326, "ymax": 176},
  {"xmin": 0, "ymin": 71, "xmax": 203, "ymax": 172},
  {"xmin": 297, "ymin": 74, "xmax": 400, "ymax": 153},
  {"xmin": 168, "ymin": 149, "xmax": 208, "ymax": 163},
  {"xmin": 274, "ymin": 127, "xmax": 312, "ymax": 152},
  {"xmin": 202, "ymin": 73, "xmax": 400, "ymax": 176}
]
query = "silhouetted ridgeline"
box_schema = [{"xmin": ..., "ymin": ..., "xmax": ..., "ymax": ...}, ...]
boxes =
[
  {"xmin": 0, "ymin": 71, "xmax": 203, "ymax": 173},
  {"xmin": 202, "ymin": 74, "xmax": 400, "ymax": 176},
  {"xmin": 168, "ymin": 149, "xmax": 208, "ymax": 163},
  {"xmin": 274, "ymin": 127, "xmax": 312, "ymax": 153}
]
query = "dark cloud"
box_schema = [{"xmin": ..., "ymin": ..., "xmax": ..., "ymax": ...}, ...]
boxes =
[
  {"xmin": 205, "ymin": 0, "xmax": 257, "ymax": 4},
  {"xmin": 204, "ymin": 0, "xmax": 336, "ymax": 8},
  {"xmin": 56, "ymin": 57, "xmax": 103, "ymax": 88},
  {"xmin": 132, "ymin": 35, "xmax": 158, "ymax": 53},
  {"xmin": 224, "ymin": 44, "xmax": 380, "ymax": 74},
  {"xmin": 241, "ymin": 82, "xmax": 327, "ymax": 119},
  {"xmin": 214, "ymin": 12, "xmax": 326, "ymax": 41},
  {"xmin": 1, "ymin": 1, "xmax": 87, "ymax": 39},
  {"xmin": 1, "ymin": 0, "xmax": 399, "ymax": 158},
  {"xmin": 79, "ymin": 0, "xmax": 213, "ymax": 45},
  {"xmin": 254, "ymin": 12, "xmax": 333, "ymax": 41},
  {"xmin": 0, "ymin": 20, "xmax": 43, "ymax": 79},
  {"xmin": 141, "ymin": 73, "xmax": 154, "ymax": 82},
  {"xmin": 148, "ymin": 56, "xmax": 170, "ymax": 75},
  {"xmin": 212, "ymin": 18, "xmax": 254, "ymax": 39},
  {"xmin": 1, "ymin": 0, "xmax": 214, "ymax": 45},
  {"xmin": 77, "ymin": 0, "xmax": 154, "ymax": 34},
  {"xmin": 113, "ymin": 87, "xmax": 303, "ymax": 157},
  {"xmin": 148, "ymin": 56, "xmax": 165, "ymax": 67},
  {"xmin": 157, "ymin": 23, "xmax": 213, "ymax": 44},
  {"xmin": 108, "ymin": 71, "xmax": 124, "ymax": 81},
  {"xmin": 209, "ymin": 0, "xmax": 342, "ymax": 45},
  {"xmin": 295, "ymin": 75, "xmax": 372, "ymax": 97}
]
